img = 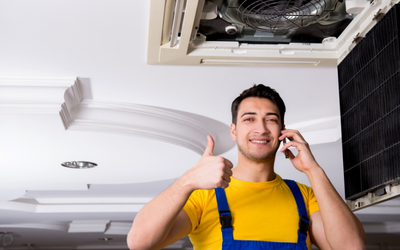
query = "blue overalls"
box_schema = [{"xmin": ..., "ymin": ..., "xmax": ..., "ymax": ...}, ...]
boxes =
[{"xmin": 215, "ymin": 179, "xmax": 310, "ymax": 250}]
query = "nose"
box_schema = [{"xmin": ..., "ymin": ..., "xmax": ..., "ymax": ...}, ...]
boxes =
[{"xmin": 253, "ymin": 119, "xmax": 270, "ymax": 135}]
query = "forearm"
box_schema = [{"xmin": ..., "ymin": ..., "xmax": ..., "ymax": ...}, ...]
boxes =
[
  {"xmin": 127, "ymin": 135, "xmax": 232, "ymax": 249},
  {"xmin": 306, "ymin": 166, "xmax": 365, "ymax": 250},
  {"xmin": 127, "ymin": 176, "xmax": 193, "ymax": 250}
]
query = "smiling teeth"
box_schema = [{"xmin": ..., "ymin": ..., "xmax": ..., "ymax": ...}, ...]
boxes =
[{"xmin": 252, "ymin": 140, "xmax": 267, "ymax": 143}]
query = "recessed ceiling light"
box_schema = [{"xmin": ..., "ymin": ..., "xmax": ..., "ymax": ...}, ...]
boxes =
[
  {"xmin": 1, "ymin": 232, "xmax": 14, "ymax": 247},
  {"xmin": 61, "ymin": 161, "xmax": 97, "ymax": 169}
]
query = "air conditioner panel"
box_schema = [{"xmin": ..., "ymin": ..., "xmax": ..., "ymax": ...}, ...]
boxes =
[{"xmin": 148, "ymin": 0, "xmax": 397, "ymax": 66}]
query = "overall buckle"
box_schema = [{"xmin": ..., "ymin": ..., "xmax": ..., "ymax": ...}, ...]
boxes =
[
  {"xmin": 298, "ymin": 215, "xmax": 309, "ymax": 235},
  {"xmin": 219, "ymin": 210, "xmax": 232, "ymax": 229}
]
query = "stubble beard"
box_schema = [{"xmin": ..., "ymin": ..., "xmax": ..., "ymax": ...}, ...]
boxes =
[{"xmin": 237, "ymin": 141, "xmax": 278, "ymax": 163}]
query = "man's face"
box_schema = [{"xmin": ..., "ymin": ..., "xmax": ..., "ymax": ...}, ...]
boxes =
[{"xmin": 230, "ymin": 97, "xmax": 283, "ymax": 162}]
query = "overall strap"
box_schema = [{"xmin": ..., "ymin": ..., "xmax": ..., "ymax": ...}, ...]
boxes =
[
  {"xmin": 283, "ymin": 179, "xmax": 310, "ymax": 242},
  {"xmin": 215, "ymin": 188, "xmax": 234, "ymax": 247}
]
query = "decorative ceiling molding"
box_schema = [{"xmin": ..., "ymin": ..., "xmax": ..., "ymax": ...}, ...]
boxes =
[
  {"xmin": 35, "ymin": 197, "xmax": 152, "ymax": 204},
  {"xmin": 35, "ymin": 204, "xmax": 144, "ymax": 213},
  {"xmin": 288, "ymin": 116, "xmax": 341, "ymax": 145},
  {"xmin": 104, "ymin": 222, "xmax": 131, "ymax": 235},
  {"xmin": 289, "ymin": 116, "xmax": 340, "ymax": 132},
  {"xmin": 0, "ymin": 76, "xmax": 233, "ymax": 155},
  {"xmin": 0, "ymin": 190, "xmax": 26, "ymax": 203},
  {"xmin": 68, "ymin": 220, "xmax": 110, "ymax": 233},
  {"xmin": 0, "ymin": 222, "xmax": 68, "ymax": 232},
  {"xmin": 0, "ymin": 76, "xmax": 338, "ymax": 157},
  {"xmin": 3, "ymin": 183, "xmax": 89, "ymax": 192},
  {"xmin": 0, "ymin": 201, "xmax": 36, "ymax": 213},
  {"xmin": 0, "ymin": 76, "xmax": 339, "ymax": 157},
  {"xmin": 65, "ymin": 99, "xmax": 232, "ymax": 155},
  {"xmin": 301, "ymin": 126, "xmax": 341, "ymax": 145},
  {"xmin": 0, "ymin": 76, "xmax": 79, "ymax": 114},
  {"xmin": 75, "ymin": 99, "xmax": 216, "ymax": 137},
  {"xmin": 0, "ymin": 200, "xmax": 145, "ymax": 213}
]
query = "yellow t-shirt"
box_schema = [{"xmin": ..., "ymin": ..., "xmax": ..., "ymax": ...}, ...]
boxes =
[{"xmin": 183, "ymin": 174, "xmax": 319, "ymax": 250}]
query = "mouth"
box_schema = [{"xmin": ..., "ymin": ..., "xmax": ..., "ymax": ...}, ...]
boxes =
[{"xmin": 249, "ymin": 138, "xmax": 271, "ymax": 144}]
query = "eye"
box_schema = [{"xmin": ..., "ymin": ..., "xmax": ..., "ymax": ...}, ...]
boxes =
[
  {"xmin": 267, "ymin": 118, "xmax": 278, "ymax": 123},
  {"xmin": 244, "ymin": 118, "xmax": 254, "ymax": 121}
]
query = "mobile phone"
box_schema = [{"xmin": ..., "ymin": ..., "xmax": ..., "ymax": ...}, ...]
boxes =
[{"xmin": 282, "ymin": 138, "xmax": 289, "ymax": 159}]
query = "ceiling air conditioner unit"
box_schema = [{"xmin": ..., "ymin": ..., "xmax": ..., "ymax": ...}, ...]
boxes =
[{"xmin": 148, "ymin": 0, "xmax": 397, "ymax": 66}]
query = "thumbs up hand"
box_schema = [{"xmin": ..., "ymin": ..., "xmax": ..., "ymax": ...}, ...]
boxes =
[{"xmin": 182, "ymin": 135, "xmax": 234, "ymax": 191}]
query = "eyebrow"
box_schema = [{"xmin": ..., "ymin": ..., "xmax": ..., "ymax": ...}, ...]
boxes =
[{"xmin": 240, "ymin": 112, "xmax": 280, "ymax": 118}]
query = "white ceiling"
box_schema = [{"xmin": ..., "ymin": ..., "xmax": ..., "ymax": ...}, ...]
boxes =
[{"xmin": 0, "ymin": 1, "xmax": 399, "ymax": 249}]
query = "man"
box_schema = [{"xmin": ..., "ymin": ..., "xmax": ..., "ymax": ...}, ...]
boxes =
[{"xmin": 127, "ymin": 84, "xmax": 366, "ymax": 250}]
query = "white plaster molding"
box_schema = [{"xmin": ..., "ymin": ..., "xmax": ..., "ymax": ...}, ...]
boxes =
[
  {"xmin": 68, "ymin": 220, "xmax": 110, "ymax": 233},
  {"xmin": 0, "ymin": 222, "xmax": 68, "ymax": 232},
  {"xmin": 301, "ymin": 125, "xmax": 341, "ymax": 145},
  {"xmin": 35, "ymin": 204, "xmax": 144, "ymax": 213},
  {"xmin": 0, "ymin": 200, "xmax": 144, "ymax": 213},
  {"xmin": 35, "ymin": 197, "xmax": 152, "ymax": 204},
  {"xmin": 104, "ymin": 222, "xmax": 131, "ymax": 235},
  {"xmin": 76, "ymin": 99, "xmax": 216, "ymax": 137},
  {"xmin": 0, "ymin": 195, "xmax": 152, "ymax": 214},
  {"xmin": 288, "ymin": 116, "xmax": 341, "ymax": 145},
  {"xmin": 0, "ymin": 76, "xmax": 338, "ymax": 158},
  {"xmin": 66, "ymin": 99, "xmax": 232, "ymax": 155},
  {"xmin": 0, "ymin": 76, "xmax": 79, "ymax": 114},
  {"xmin": 0, "ymin": 76, "xmax": 233, "ymax": 154},
  {"xmin": 0, "ymin": 201, "xmax": 37, "ymax": 213},
  {"xmin": 289, "ymin": 116, "xmax": 340, "ymax": 131},
  {"xmin": 0, "ymin": 190, "xmax": 26, "ymax": 202},
  {"xmin": 2, "ymin": 183, "xmax": 89, "ymax": 192}
]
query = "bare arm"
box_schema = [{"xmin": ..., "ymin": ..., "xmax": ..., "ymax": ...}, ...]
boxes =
[
  {"xmin": 306, "ymin": 169, "xmax": 366, "ymax": 250},
  {"xmin": 127, "ymin": 178, "xmax": 193, "ymax": 250},
  {"xmin": 280, "ymin": 130, "xmax": 366, "ymax": 250},
  {"xmin": 127, "ymin": 135, "xmax": 233, "ymax": 250}
]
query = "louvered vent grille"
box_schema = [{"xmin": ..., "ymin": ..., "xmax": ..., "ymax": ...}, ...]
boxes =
[{"xmin": 338, "ymin": 4, "xmax": 400, "ymax": 200}]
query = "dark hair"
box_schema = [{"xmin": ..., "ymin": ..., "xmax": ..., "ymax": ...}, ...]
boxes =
[{"xmin": 231, "ymin": 84, "xmax": 286, "ymax": 128}]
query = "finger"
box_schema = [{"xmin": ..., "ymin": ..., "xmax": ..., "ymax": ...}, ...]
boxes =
[
  {"xmin": 223, "ymin": 175, "xmax": 231, "ymax": 183},
  {"xmin": 279, "ymin": 130, "xmax": 305, "ymax": 142},
  {"xmin": 203, "ymin": 135, "xmax": 215, "ymax": 156},
  {"xmin": 221, "ymin": 173, "xmax": 232, "ymax": 183},
  {"xmin": 224, "ymin": 159, "xmax": 234, "ymax": 169},
  {"xmin": 280, "ymin": 140, "xmax": 300, "ymax": 152},
  {"xmin": 279, "ymin": 130, "xmax": 289, "ymax": 141},
  {"xmin": 219, "ymin": 179, "xmax": 230, "ymax": 189},
  {"xmin": 223, "ymin": 166, "xmax": 233, "ymax": 177},
  {"xmin": 281, "ymin": 141, "xmax": 310, "ymax": 156}
]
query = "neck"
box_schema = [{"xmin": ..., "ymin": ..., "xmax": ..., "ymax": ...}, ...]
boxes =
[{"xmin": 232, "ymin": 154, "xmax": 276, "ymax": 182}]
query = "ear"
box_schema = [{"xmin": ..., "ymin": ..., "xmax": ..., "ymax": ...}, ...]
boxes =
[{"xmin": 230, "ymin": 123, "xmax": 237, "ymax": 141}]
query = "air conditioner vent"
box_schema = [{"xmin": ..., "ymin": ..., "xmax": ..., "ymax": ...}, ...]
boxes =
[{"xmin": 148, "ymin": 0, "xmax": 392, "ymax": 66}]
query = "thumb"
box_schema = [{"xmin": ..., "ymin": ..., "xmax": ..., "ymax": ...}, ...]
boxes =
[{"xmin": 203, "ymin": 135, "xmax": 215, "ymax": 156}]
